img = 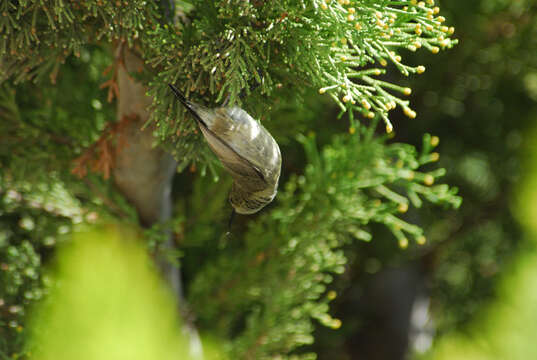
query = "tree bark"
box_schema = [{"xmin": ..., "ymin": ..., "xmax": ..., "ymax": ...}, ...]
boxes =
[{"xmin": 112, "ymin": 45, "xmax": 203, "ymax": 358}]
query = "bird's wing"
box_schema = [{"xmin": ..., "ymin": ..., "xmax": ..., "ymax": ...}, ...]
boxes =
[
  {"xmin": 198, "ymin": 125, "xmax": 267, "ymax": 186},
  {"xmin": 168, "ymin": 84, "xmax": 267, "ymax": 186}
]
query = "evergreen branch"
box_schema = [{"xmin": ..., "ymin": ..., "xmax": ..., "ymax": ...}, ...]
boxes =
[{"xmin": 189, "ymin": 129, "xmax": 461, "ymax": 358}]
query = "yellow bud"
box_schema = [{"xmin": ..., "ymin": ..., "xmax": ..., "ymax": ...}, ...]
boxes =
[
  {"xmin": 424, "ymin": 174, "xmax": 434, "ymax": 185},
  {"xmin": 398, "ymin": 203, "xmax": 409, "ymax": 213},
  {"xmin": 403, "ymin": 87, "xmax": 412, "ymax": 95},
  {"xmin": 404, "ymin": 108, "xmax": 416, "ymax": 118},
  {"xmin": 418, "ymin": 1, "xmax": 425, "ymax": 7},
  {"xmin": 440, "ymin": 39, "xmax": 450, "ymax": 47},
  {"xmin": 425, "ymin": 24, "xmax": 433, "ymax": 31},
  {"xmin": 417, "ymin": 65, "xmax": 426, "ymax": 74},
  {"xmin": 321, "ymin": 2, "xmax": 328, "ymax": 9},
  {"xmin": 338, "ymin": 0, "xmax": 345, "ymax": 4},
  {"xmin": 431, "ymin": 46, "xmax": 440, "ymax": 54},
  {"xmin": 448, "ymin": 26, "xmax": 455, "ymax": 34},
  {"xmin": 399, "ymin": 237, "xmax": 409, "ymax": 249},
  {"xmin": 373, "ymin": 69, "xmax": 382, "ymax": 75},
  {"xmin": 379, "ymin": 58, "xmax": 387, "ymax": 67},
  {"xmin": 430, "ymin": 135, "xmax": 440, "ymax": 146},
  {"xmin": 395, "ymin": 55, "xmax": 402, "ymax": 62},
  {"xmin": 414, "ymin": 41, "xmax": 422, "ymax": 48},
  {"xmin": 348, "ymin": 7, "xmax": 355, "ymax": 13},
  {"xmin": 375, "ymin": 11, "xmax": 383, "ymax": 18},
  {"xmin": 344, "ymin": 0, "xmax": 350, "ymax": 4},
  {"xmin": 347, "ymin": 14, "xmax": 355, "ymax": 21},
  {"xmin": 342, "ymin": 95, "xmax": 351, "ymax": 102},
  {"xmin": 408, "ymin": 45, "xmax": 417, "ymax": 52},
  {"xmin": 427, "ymin": 0, "xmax": 434, "ymax": 6},
  {"xmin": 433, "ymin": 6, "xmax": 440, "ymax": 14},
  {"xmin": 430, "ymin": 152, "xmax": 440, "ymax": 161},
  {"xmin": 331, "ymin": 319, "xmax": 342, "ymax": 329},
  {"xmin": 340, "ymin": 55, "xmax": 347, "ymax": 61},
  {"xmin": 441, "ymin": 26, "xmax": 449, "ymax": 32},
  {"xmin": 416, "ymin": 236, "xmax": 427, "ymax": 245},
  {"xmin": 354, "ymin": 22, "xmax": 362, "ymax": 30},
  {"xmin": 437, "ymin": 16, "xmax": 446, "ymax": 23},
  {"xmin": 367, "ymin": 111, "xmax": 375, "ymax": 119},
  {"xmin": 361, "ymin": 99, "xmax": 371, "ymax": 109},
  {"xmin": 349, "ymin": 127, "xmax": 356, "ymax": 134},
  {"xmin": 327, "ymin": 290, "xmax": 337, "ymax": 300},
  {"xmin": 319, "ymin": 88, "xmax": 326, "ymax": 94},
  {"xmin": 385, "ymin": 122, "xmax": 393, "ymax": 133}
]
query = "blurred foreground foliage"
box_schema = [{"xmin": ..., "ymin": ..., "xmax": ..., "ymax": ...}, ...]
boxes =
[
  {"xmin": 27, "ymin": 226, "xmax": 227, "ymax": 360},
  {"xmin": 0, "ymin": 176, "xmax": 78, "ymax": 354},
  {"xmin": 28, "ymin": 227, "xmax": 187, "ymax": 360},
  {"xmin": 420, "ymin": 249, "xmax": 537, "ymax": 360}
]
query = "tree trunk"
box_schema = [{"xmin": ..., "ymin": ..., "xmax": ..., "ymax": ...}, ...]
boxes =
[{"xmin": 112, "ymin": 45, "xmax": 202, "ymax": 358}]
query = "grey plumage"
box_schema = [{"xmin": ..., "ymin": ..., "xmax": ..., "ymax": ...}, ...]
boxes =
[{"xmin": 169, "ymin": 84, "xmax": 282, "ymax": 214}]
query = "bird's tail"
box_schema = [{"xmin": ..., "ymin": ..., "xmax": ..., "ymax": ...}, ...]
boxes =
[{"xmin": 168, "ymin": 84, "xmax": 205, "ymax": 124}]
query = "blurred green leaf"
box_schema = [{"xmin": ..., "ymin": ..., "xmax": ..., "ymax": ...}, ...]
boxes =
[{"xmin": 28, "ymin": 225, "xmax": 195, "ymax": 360}]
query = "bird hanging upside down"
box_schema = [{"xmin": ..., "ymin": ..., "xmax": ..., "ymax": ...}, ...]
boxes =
[{"xmin": 168, "ymin": 84, "xmax": 282, "ymax": 216}]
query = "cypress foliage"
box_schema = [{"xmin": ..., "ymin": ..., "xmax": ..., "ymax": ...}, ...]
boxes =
[
  {"xmin": 188, "ymin": 129, "xmax": 459, "ymax": 358},
  {"xmin": 1, "ymin": 1, "xmax": 461, "ymax": 358}
]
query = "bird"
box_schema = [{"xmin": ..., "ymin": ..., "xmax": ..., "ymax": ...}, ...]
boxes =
[{"xmin": 168, "ymin": 84, "xmax": 282, "ymax": 217}]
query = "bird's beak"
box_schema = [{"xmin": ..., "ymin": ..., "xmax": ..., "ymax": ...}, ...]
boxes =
[
  {"xmin": 168, "ymin": 84, "xmax": 206, "ymax": 124},
  {"xmin": 168, "ymin": 84, "xmax": 189, "ymax": 105},
  {"xmin": 228, "ymin": 208, "xmax": 236, "ymax": 231}
]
